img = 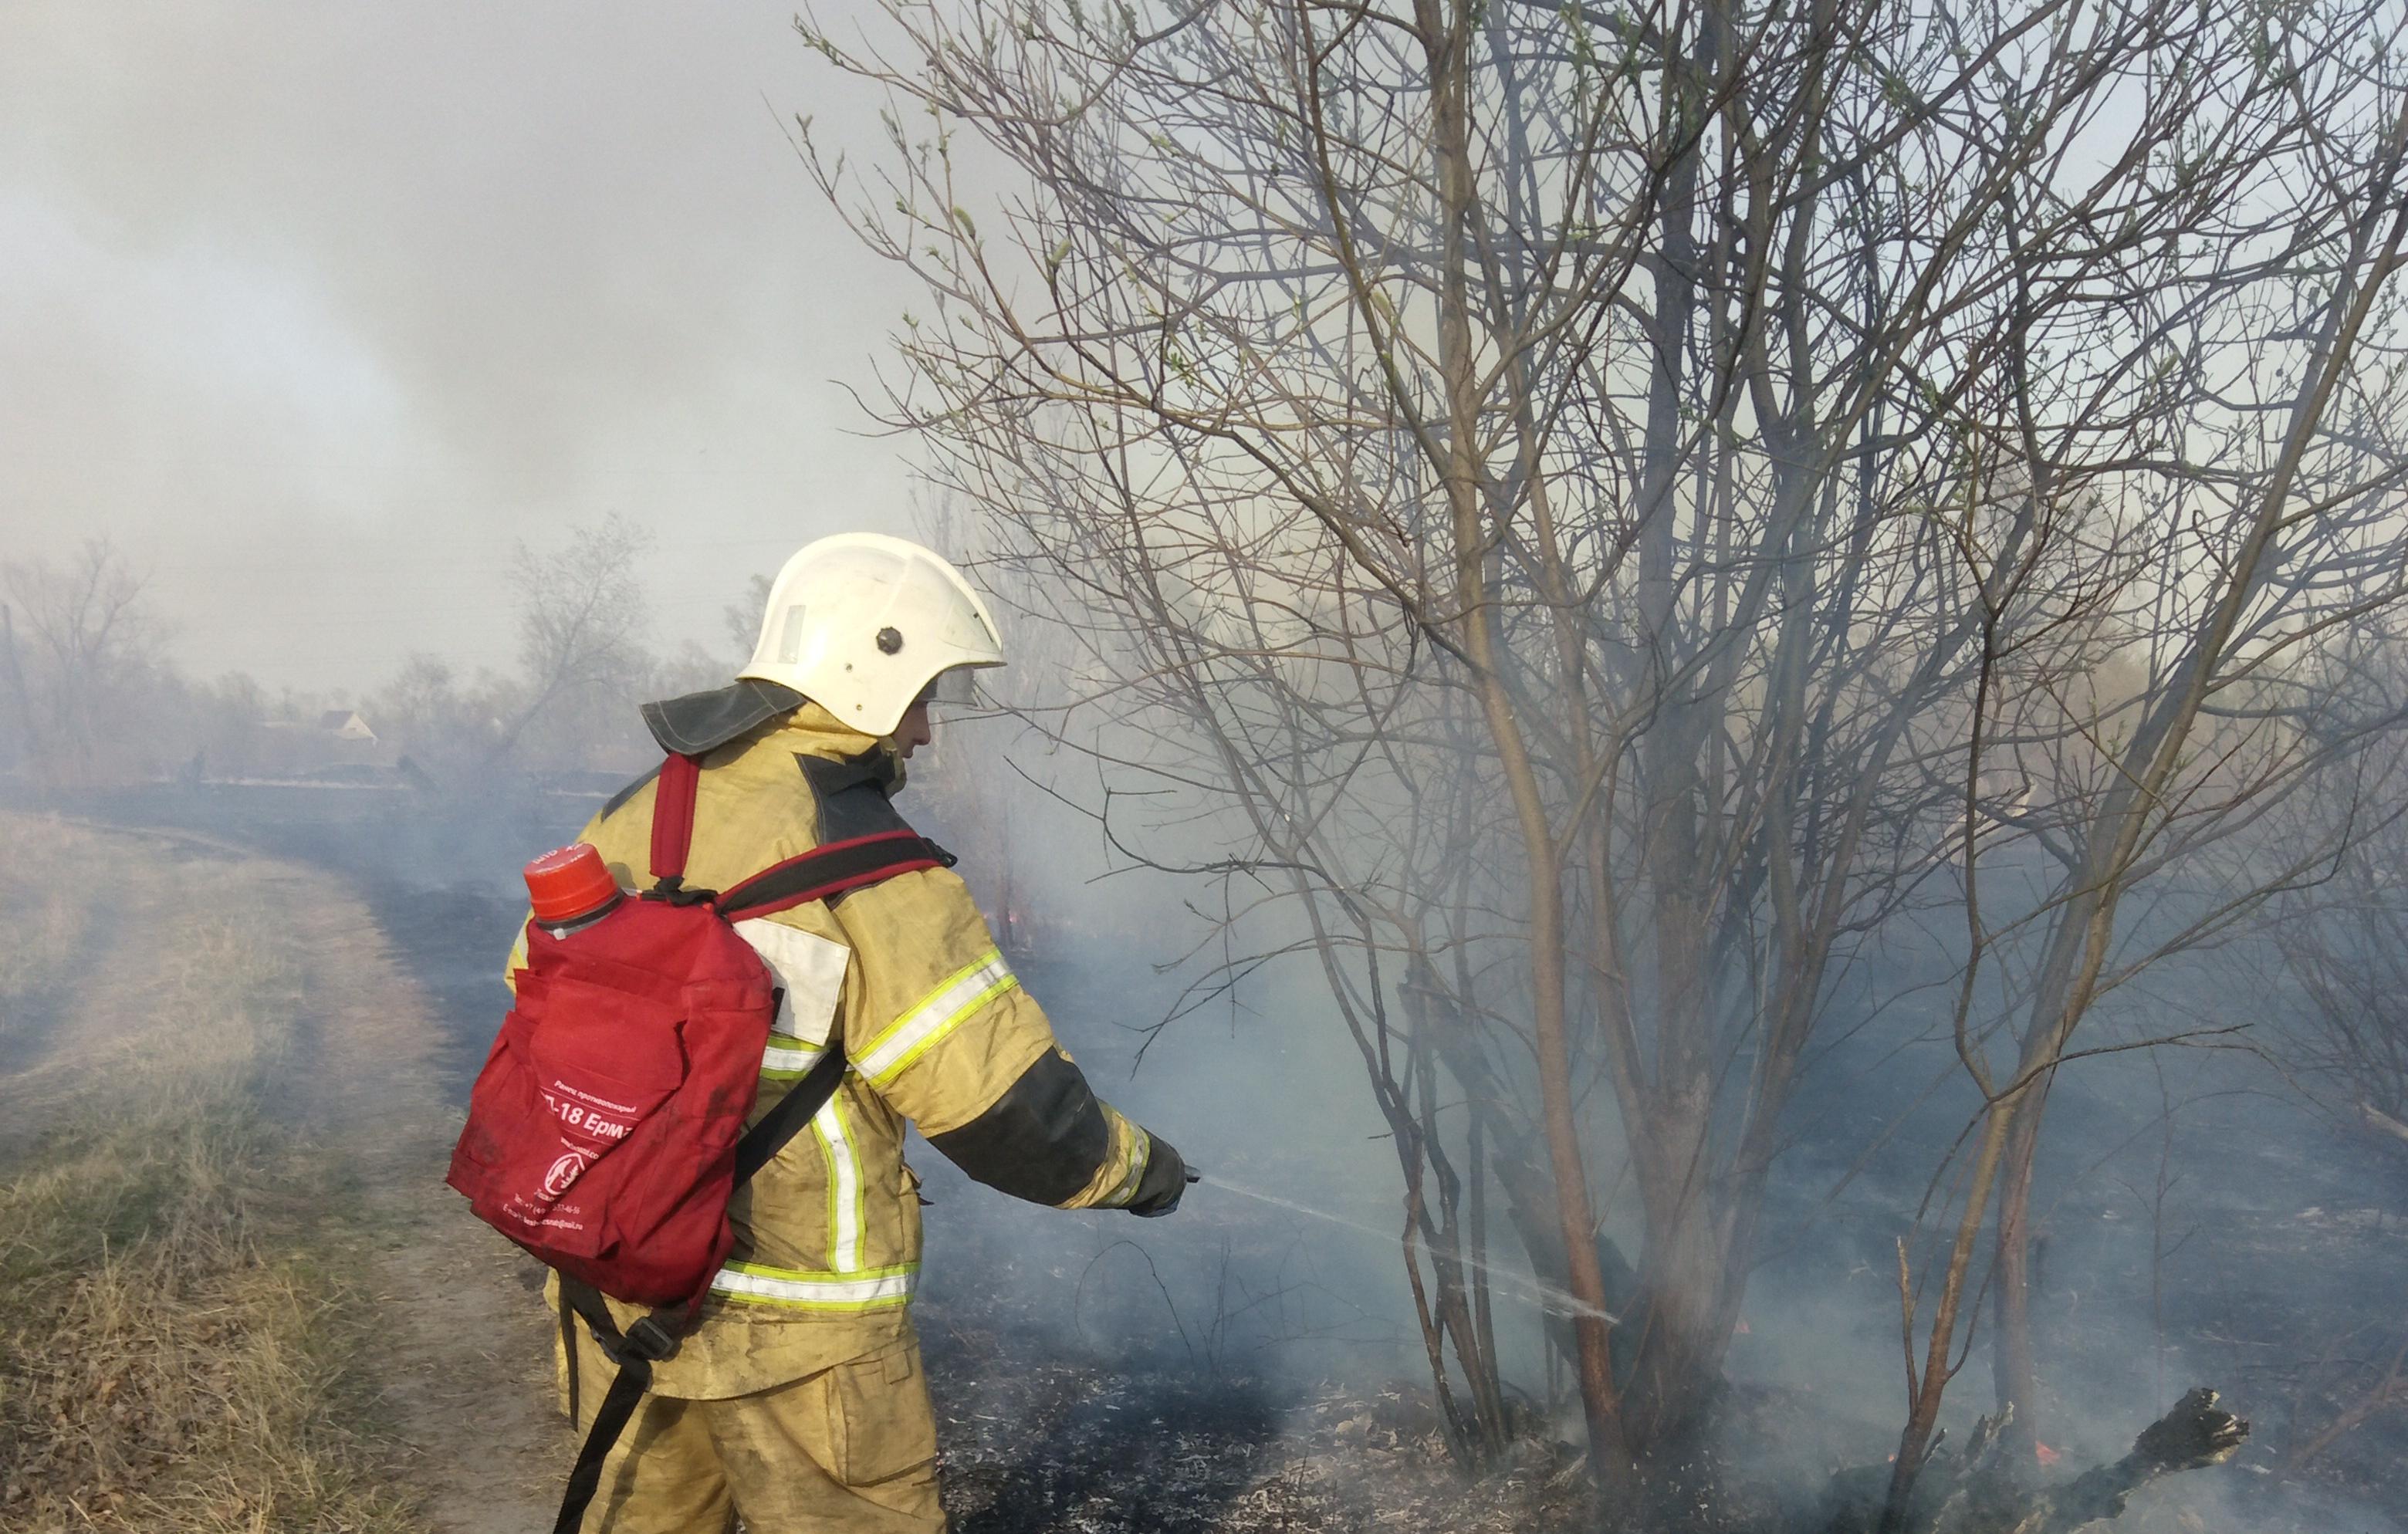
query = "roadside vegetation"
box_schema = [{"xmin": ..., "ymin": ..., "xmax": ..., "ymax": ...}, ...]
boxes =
[
  {"xmin": 0, "ymin": 816, "xmax": 107, "ymax": 1039},
  {"xmin": 0, "ymin": 813, "xmax": 421, "ymax": 1532}
]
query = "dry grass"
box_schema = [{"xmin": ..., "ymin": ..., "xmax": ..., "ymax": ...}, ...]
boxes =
[
  {"xmin": 0, "ymin": 824, "xmax": 423, "ymax": 1532},
  {"xmin": 0, "ymin": 815, "xmax": 113, "ymax": 1022}
]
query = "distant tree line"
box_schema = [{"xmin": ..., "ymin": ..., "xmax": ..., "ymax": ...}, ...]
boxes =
[{"xmin": 0, "ymin": 515, "xmax": 732, "ymax": 789}]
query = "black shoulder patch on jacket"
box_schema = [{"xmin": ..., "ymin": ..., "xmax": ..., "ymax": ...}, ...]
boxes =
[
  {"xmin": 640, "ymin": 679, "xmax": 805, "ymax": 756},
  {"xmin": 796, "ymin": 750, "xmax": 912, "ymax": 846},
  {"xmin": 925, "ymin": 1049, "xmax": 1111, "ymax": 1207}
]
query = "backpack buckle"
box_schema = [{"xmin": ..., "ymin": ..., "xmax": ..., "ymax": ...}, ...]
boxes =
[{"xmin": 619, "ymin": 1315, "xmax": 681, "ymax": 1362}]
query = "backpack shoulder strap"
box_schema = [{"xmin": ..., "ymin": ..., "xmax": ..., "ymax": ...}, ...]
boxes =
[
  {"xmin": 732, "ymin": 1042, "xmax": 845, "ymax": 1185},
  {"xmin": 648, "ymin": 752, "xmax": 703, "ymax": 890},
  {"xmin": 714, "ymin": 830, "xmax": 953, "ymax": 920},
  {"xmin": 647, "ymin": 752, "xmax": 945, "ymax": 910}
]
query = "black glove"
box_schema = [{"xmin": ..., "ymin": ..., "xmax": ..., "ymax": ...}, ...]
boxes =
[{"xmin": 1126, "ymin": 1133, "xmax": 1189, "ymax": 1217}]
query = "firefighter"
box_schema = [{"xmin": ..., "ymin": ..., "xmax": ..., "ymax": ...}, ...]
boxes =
[{"xmin": 527, "ymin": 532, "xmax": 1189, "ymax": 1532}]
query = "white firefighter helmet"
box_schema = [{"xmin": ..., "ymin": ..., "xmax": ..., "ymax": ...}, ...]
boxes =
[{"xmin": 738, "ymin": 532, "xmax": 1006, "ymax": 737}]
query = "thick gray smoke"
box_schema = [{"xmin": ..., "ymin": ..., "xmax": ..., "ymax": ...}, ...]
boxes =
[
  {"xmin": 0, "ymin": 2, "xmax": 911, "ymax": 689},
  {"xmin": 11, "ymin": 6, "xmax": 2408, "ymax": 1531}
]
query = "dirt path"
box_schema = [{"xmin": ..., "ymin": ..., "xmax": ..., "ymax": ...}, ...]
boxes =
[
  {"xmin": 0, "ymin": 820, "xmax": 241, "ymax": 1147},
  {"xmin": 267, "ymin": 855, "xmax": 567, "ymax": 1533}
]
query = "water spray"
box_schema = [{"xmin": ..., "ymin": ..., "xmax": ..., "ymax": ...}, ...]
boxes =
[{"xmin": 1191, "ymin": 1171, "xmax": 1620, "ymax": 1324}]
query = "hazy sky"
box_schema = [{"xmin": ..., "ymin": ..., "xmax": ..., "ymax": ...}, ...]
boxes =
[{"xmin": 3, "ymin": 2, "xmax": 924, "ymax": 694}]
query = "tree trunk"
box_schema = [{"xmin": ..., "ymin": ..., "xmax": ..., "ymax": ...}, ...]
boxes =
[
  {"xmin": 1626, "ymin": 1201, "xmax": 1733, "ymax": 1448},
  {"xmin": 1883, "ymin": 1098, "xmax": 2021, "ymax": 1533},
  {"xmin": 1990, "ymin": 1096, "xmax": 2048, "ymax": 1464},
  {"xmin": 1416, "ymin": 0, "xmax": 1627, "ymax": 1482}
]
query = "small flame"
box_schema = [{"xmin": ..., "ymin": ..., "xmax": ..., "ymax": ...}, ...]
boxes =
[{"xmin": 2035, "ymin": 1441, "xmax": 2061, "ymax": 1466}]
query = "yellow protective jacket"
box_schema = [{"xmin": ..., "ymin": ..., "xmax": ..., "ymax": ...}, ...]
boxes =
[{"xmin": 514, "ymin": 681, "xmax": 1175, "ymax": 1400}]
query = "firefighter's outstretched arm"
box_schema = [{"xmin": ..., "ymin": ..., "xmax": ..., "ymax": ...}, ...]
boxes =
[{"xmin": 832, "ymin": 866, "xmax": 1187, "ymax": 1217}]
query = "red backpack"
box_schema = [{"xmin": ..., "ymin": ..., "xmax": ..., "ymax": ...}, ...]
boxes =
[
  {"xmin": 447, "ymin": 752, "xmax": 945, "ymax": 1303},
  {"xmin": 447, "ymin": 751, "xmax": 946, "ymax": 1534}
]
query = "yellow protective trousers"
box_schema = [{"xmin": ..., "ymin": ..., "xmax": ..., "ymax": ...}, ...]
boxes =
[{"xmin": 566, "ymin": 1322, "xmax": 945, "ymax": 1534}]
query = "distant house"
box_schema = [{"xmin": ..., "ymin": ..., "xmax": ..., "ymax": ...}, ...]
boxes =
[
  {"xmin": 224, "ymin": 706, "xmax": 392, "ymax": 783},
  {"xmin": 319, "ymin": 710, "xmax": 378, "ymax": 744}
]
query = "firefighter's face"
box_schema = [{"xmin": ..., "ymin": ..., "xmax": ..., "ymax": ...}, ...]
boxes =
[{"xmin": 895, "ymin": 698, "xmax": 935, "ymax": 759}]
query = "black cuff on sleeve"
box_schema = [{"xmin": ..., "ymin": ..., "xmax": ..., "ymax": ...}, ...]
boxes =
[
  {"xmin": 926, "ymin": 1049, "xmax": 1111, "ymax": 1206},
  {"xmin": 1125, "ymin": 1133, "xmax": 1187, "ymax": 1216}
]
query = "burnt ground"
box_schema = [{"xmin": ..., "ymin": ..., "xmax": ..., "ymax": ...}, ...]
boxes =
[
  {"xmin": 918, "ymin": 1345, "xmax": 1591, "ymax": 1534},
  {"xmin": 14, "ymin": 781, "xmax": 2406, "ymax": 1533}
]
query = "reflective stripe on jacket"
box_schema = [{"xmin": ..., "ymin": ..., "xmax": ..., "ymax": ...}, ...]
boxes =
[{"xmin": 519, "ymin": 699, "xmax": 1157, "ymax": 1400}]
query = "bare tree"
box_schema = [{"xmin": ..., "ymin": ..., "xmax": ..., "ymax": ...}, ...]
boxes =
[
  {"xmin": 795, "ymin": 0, "xmax": 2408, "ymax": 1508},
  {"xmin": 1, "ymin": 540, "xmax": 164, "ymax": 783},
  {"xmin": 490, "ymin": 514, "xmax": 656, "ymax": 769},
  {"xmin": 1877, "ymin": 33, "xmax": 2408, "ymax": 1520},
  {"xmin": 2268, "ymin": 738, "xmax": 2408, "ymax": 1163},
  {"xmin": 722, "ymin": 572, "xmax": 774, "ymax": 666}
]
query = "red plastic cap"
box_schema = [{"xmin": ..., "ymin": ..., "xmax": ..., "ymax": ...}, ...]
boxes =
[{"xmin": 525, "ymin": 843, "xmax": 621, "ymax": 924}]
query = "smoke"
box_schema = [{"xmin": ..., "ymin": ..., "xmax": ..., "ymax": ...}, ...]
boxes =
[
  {"xmin": 1, "ymin": 589, "xmax": 2393, "ymax": 1531},
  {"xmin": 0, "ymin": 2, "xmax": 917, "ymax": 690},
  {"xmin": 894, "ymin": 714, "xmax": 2408, "ymax": 1525},
  {"xmin": 11, "ymin": 645, "xmax": 2403, "ymax": 1530},
  {"xmin": 905, "ymin": 762, "xmax": 1427, "ymax": 1385},
  {"xmin": 11, "ymin": 5, "xmax": 2403, "ymax": 1527}
]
